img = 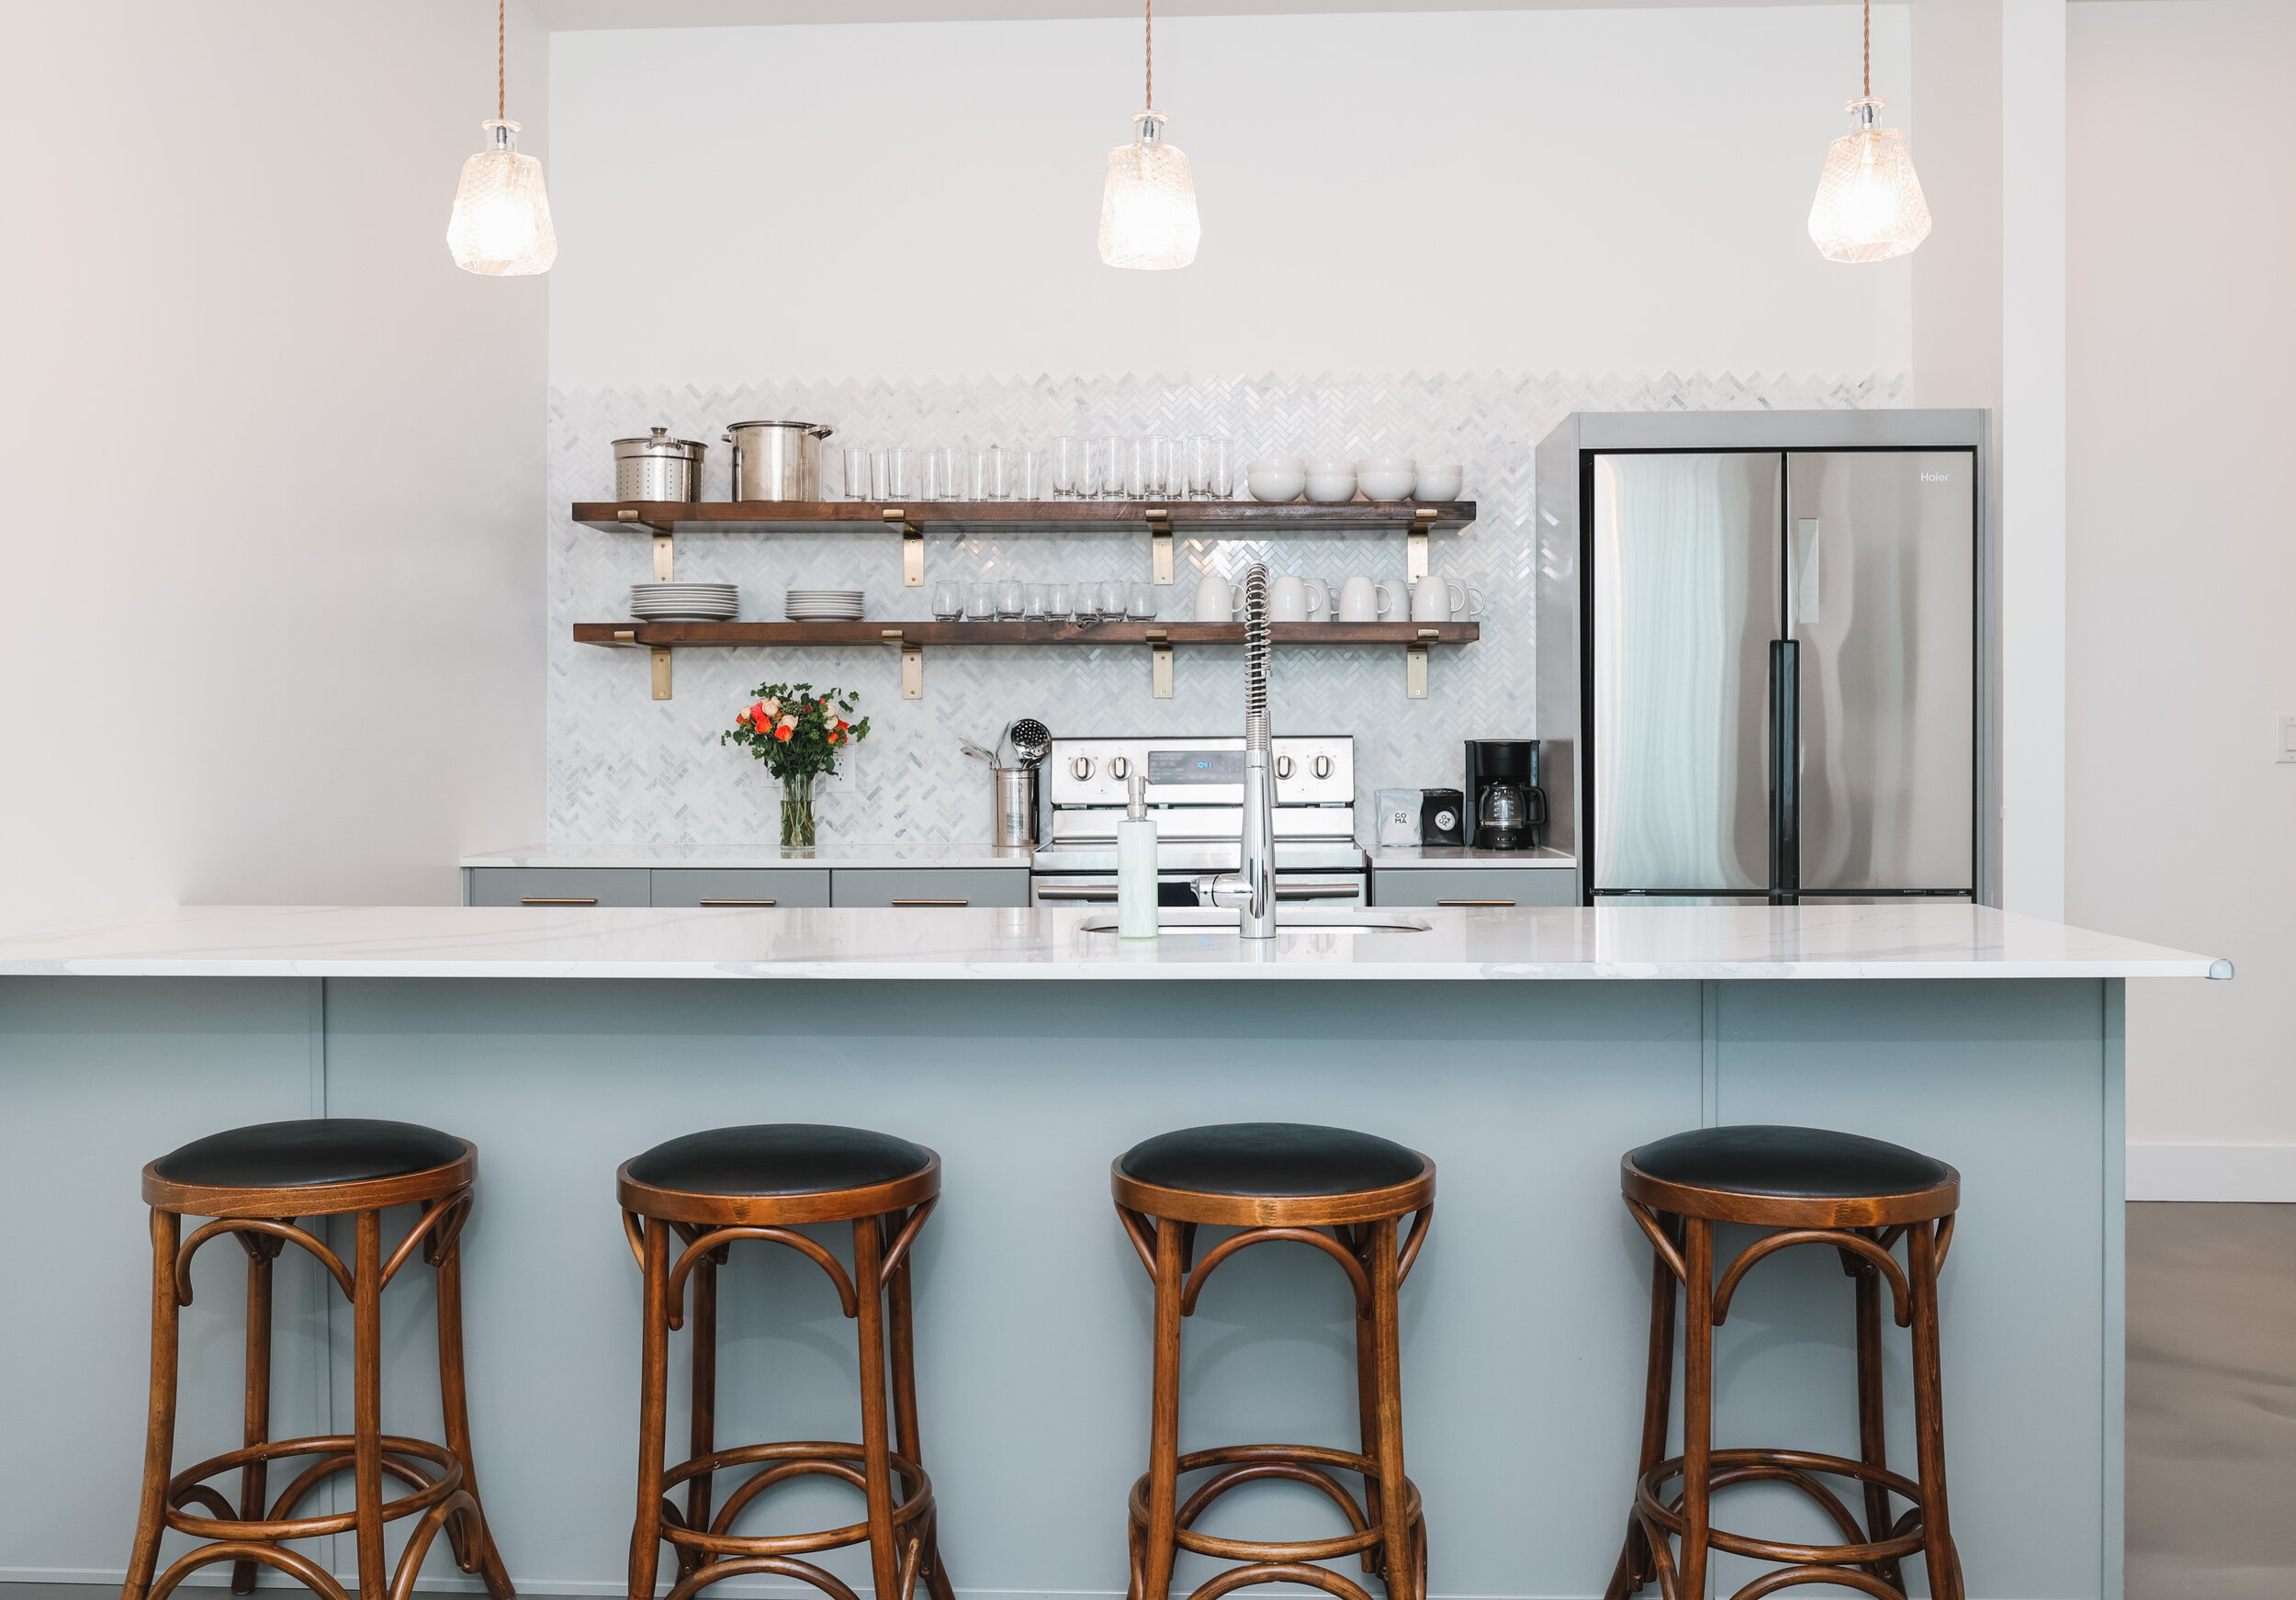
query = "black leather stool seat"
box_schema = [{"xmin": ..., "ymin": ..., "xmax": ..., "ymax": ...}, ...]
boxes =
[
  {"xmin": 153, "ymin": 1118, "xmax": 466, "ymax": 1189},
  {"xmin": 1119, "ymin": 1121, "xmax": 1426, "ymax": 1197},
  {"xmin": 1627, "ymin": 1124, "xmax": 1953, "ymax": 1199},
  {"xmin": 626, "ymin": 1122, "xmax": 933, "ymax": 1197}
]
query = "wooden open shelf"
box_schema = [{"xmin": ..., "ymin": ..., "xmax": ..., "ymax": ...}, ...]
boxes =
[
  {"xmin": 574, "ymin": 620, "xmax": 1479, "ymax": 647},
  {"xmin": 572, "ymin": 499, "xmax": 1477, "ymax": 533}
]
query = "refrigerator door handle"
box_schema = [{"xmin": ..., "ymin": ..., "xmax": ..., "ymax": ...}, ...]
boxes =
[{"xmin": 1770, "ymin": 639, "xmax": 1801, "ymax": 902}]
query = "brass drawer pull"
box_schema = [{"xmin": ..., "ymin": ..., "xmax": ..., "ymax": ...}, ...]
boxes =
[
  {"xmin": 1437, "ymin": 898, "xmax": 1515, "ymax": 907},
  {"xmin": 520, "ymin": 896, "xmax": 599, "ymax": 907},
  {"xmin": 698, "ymin": 898, "xmax": 776, "ymax": 907},
  {"xmin": 889, "ymin": 898, "xmax": 967, "ymax": 907}
]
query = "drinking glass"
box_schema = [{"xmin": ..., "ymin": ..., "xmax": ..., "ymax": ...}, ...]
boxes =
[
  {"xmin": 1128, "ymin": 581, "xmax": 1155, "ymax": 619},
  {"xmin": 965, "ymin": 581, "xmax": 995, "ymax": 621},
  {"xmin": 930, "ymin": 580, "xmax": 962, "ymax": 620},
  {"xmin": 1153, "ymin": 436, "xmax": 1178, "ymax": 497},
  {"xmin": 996, "ymin": 579, "xmax": 1025, "ymax": 619},
  {"xmin": 1023, "ymin": 583, "xmax": 1048, "ymax": 620},
  {"xmin": 1052, "ymin": 437, "xmax": 1086, "ymax": 498},
  {"xmin": 844, "ymin": 445, "xmax": 872, "ymax": 500},
  {"xmin": 1019, "ymin": 448, "xmax": 1044, "ymax": 501},
  {"xmin": 1096, "ymin": 435, "xmax": 1125, "ymax": 498},
  {"xmin": 931, "ymin": 445, "xmax": 963, "ymax": 500},
  {"xmin": 977, "ymin": 445, "xmax": 1009, "ymax": 500},
  {"xmin": 883, "ymin": 446, "xmax": 912, "ymax": 500},
  {"xmin": 1097, "ymin": 578, "xmax": 1127, "ymax": 620},
  {"xmin": 1187, "ymin": 435, "xmax": 1232, "ymax": 500},
  {"xmin": 1127, "ymin": 437, "xmax": 1159, "ymax": 499},
  {"xmin": 1045, "ymin": 582, "xmax": 1073, "ymax": 620},
  {"xmin": 869, "ymin": 449, "xmax": 889, "ymax": 500}
]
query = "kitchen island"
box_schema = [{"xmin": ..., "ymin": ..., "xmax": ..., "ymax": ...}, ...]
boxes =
[{"xmin": 0, "ymin": 904, "xmax": 2216, "ymax": 1600}]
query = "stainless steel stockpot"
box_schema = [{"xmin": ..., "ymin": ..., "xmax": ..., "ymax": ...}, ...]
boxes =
[
  {"xmin": 725, "ymin": 420, "xmax": 834, "ymax": 501},
  {"xmin": 612, "ymin": 427, "xmax": 708, "ymax": 501}
]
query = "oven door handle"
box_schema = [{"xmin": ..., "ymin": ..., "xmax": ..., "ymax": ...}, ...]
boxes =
[
  {"xmin": 1274, "ymin": 883, "xmax": 1363, "ymax": 899},
  {"xmin": 1034, "ymin": 885, "xmax": 1120, "ymax": 901}
]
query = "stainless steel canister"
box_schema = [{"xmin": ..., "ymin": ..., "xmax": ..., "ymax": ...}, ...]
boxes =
[
  {"xmin": 612, "ymin": 427, "xmax": 708, "ymax": 501},
  {"xmin": 991, "ymin": 767, "xmax": 1038, "ymax": 849},
  {"xmin": 725, "ymin": 420, "xmax": 834, "ymax": 501}
]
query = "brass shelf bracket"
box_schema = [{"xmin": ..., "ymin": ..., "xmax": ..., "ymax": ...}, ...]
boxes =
[
  {"xmin": 1146, "ymin": 627, "xmax": 1173, "ymax": 698},
  {"xmin": 1145, "ymin": 507, "xmax": 1175, "ymax": 584},
  {"xmin": 1406, "ymin": 626, "xmax": 1438, "ymax": 700},
  {"xmin": 883, "ymin": 628, "xmax": 923, "ymax": 699},
  {"xmin": 651, "ymin": 648, "xmax": 673, "ymax": 701},
  {"xmin": 1406, "ymin": 506, "xmax": 1438, "ymax": 583},
  {"xmin": 615, "ymin": 507, "xmax": 677, "ymax": 580},
  {"xmin": 884, "ymin": 508, "xmax": 924, "ymax": 587}
]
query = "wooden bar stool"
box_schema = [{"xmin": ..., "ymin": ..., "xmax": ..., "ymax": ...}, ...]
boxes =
[
  {"xmin": 1605, "ymin": 1124, "xmax": 1964, "ymax": 1600},
  {"xmin": 121, "ymin": 1118, "xmax": 514, "ymax": 1600},
  {"xmin": 619, "ymin": 1123, "xmax": 954, "ymax": 1600},
  {"xmin": 1111, "ymin": 1121, "xmax": 1435, "ymax": 1600}
]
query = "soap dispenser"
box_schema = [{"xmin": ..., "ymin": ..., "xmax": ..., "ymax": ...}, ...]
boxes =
[{"xmin": 1118, "ymin": 772, "xmax": 1158, "ymax": 939}]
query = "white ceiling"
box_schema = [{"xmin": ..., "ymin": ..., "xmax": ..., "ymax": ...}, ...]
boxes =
[{"xmin": 527, "ymin": 0, "xmax": 1856, "ymax": 28}]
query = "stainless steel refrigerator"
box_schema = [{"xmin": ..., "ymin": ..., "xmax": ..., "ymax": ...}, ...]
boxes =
[{"xmin": 1534, "ymin": 411, "xmax": 1992, "ymax": 906}]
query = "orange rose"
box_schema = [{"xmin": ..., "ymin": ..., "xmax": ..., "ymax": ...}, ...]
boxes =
[{"xmin": 774, "ymin": 725, "xmax": 793, "ymax": 742}]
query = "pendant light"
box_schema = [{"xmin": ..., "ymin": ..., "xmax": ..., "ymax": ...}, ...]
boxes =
[
  {"xmin": 1098, "ymin": 0, "xmax": 1200, "ymax": 271},
  {"xmin": 447, "ymin": 0, "xmax": 558, "ymax": 276},
  {"xmin": 1806, "ymin": 0, "xmax": 1931, "ymax": 264}
]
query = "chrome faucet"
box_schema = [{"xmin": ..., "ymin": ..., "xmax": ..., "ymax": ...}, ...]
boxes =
[{"xmin": 1199, "ymin": 563, "xmax": 1277, "ymax": 938}]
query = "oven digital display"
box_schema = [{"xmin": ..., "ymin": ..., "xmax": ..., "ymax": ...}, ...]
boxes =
[{"xmin": 1148, "ymin": 749, "xmax": 1243, "ymax": 784}]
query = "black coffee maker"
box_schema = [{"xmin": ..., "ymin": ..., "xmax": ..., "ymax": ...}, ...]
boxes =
[{"xmin": 1465, "ymin": 739, "xmax": 1545, "ymax": 851}]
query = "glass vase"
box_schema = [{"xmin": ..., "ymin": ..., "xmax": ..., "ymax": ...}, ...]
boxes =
[{"xmin": 780, "ymin": 772, "xmax": 817, "ymax": 851}]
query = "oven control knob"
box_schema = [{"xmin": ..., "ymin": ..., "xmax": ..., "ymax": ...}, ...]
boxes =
[
  {"xmin": 1110, "ymin": 756, "xmax": 1130, "ymax": 780},
  {"xmin": 1312, "ymin": 754, "xmax": 1333, "ymax": 779},
  {"xmin": 1275, "ymin": 755, "xmax": 1295, "ymax": 779},
  {"xmin": 1071, "ymin": 756, "xmax": 1094, "ymax": 780}
]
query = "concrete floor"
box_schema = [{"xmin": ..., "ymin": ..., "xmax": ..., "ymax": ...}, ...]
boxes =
[{"xmin": 10, "ymin": 1202, "xmax": 2290, "ymax": 1600}]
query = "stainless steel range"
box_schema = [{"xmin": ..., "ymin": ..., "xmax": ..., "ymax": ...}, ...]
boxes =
[{"xmin": 1030, "ymin": 735, "xmax": 1367, "ymax": 907}]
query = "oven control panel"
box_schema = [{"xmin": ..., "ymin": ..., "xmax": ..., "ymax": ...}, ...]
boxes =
[{"xmin": 1049, "ymin": 736, "xmax": 1353, "ymax": 808}]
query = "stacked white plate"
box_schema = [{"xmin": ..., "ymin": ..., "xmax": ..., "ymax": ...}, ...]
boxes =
[
  {"xmin": 785, "ymin": 589, "xmax": 865, "ymax": 620},
  {"xmin": 630, "ymin": 582, "xmax": 739, "ymax": 622}
]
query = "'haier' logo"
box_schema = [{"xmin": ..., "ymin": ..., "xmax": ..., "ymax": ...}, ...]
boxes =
[{"xmin": 1920, "ymin": 472, "xmax": 1950, "ymax": 482}]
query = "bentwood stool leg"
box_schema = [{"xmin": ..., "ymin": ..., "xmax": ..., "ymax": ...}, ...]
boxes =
[
  {"xmin": 885, "ymin": 1217, "xmax": 957, "ymax": 1600},
  {"xmin": 433, "ymin": 1208, "xmax": 514, "ymax": 1596},
  {"xmin": 1850, "ymin": 1252, "xmax": 1904, "ymax": 1591},
  {"xmin": 1676, "ymin": 1217, "xmax": 1716, "ymax": 1600},
  {"xmin": 1604, "ymin": 1210, "xmax": 1681, "ymax": 1600},
  {"xmin": 1908, "ymin": 1221, "xmax": 1964, "ymax": 1600},
  {"xmin": 1367, "ymin": 1216, "xmax": 1415, "ymax": 1600},
  {"xmin": 231, "ymin": 1229, "xmax": 282, "ymax": 1595},
  {"xmin": 687, "ymin": 1248, "xmax": 719, "ymax": 1554},
  {"xmin": 630, "ymin": 1216, "xmax": 672, "ymax": 1600},
  {"xmin": 122, "ymin": 1209, "xmax": 183, "ymax": 1600},
  {"xmin": 1138, "ymin": 1214, "xmax": 1186, "ymax": 1600}
]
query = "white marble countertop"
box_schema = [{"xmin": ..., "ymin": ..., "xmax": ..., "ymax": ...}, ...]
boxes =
[
  {"xmin": 1368, "ymin": 846, "xmax": 1578, "ymax": 869},
  {"xmin": 0, "ymin": 903, "xmax": 2227, "ymax": 982},
  {"xmin": 462, "ymin": 843, "xmax": 1032, "ymax": 870}
]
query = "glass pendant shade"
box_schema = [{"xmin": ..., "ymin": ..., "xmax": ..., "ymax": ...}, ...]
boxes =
[
  {"xmin": 1807, "ymin": 98, "xmax": 1931, "ymax": 264},
  {"xmin": 1099, "ymin": 112, "xmax": 1199, "ymax": 271},
  {"xmin": 447, "ymin": 120, "xmax": 557, "ymax": 277}
]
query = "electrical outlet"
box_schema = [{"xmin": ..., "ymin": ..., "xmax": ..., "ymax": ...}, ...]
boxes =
[{"xmin": 2279, "ymin": 716, "xmax": 2296, "ymax": 763}]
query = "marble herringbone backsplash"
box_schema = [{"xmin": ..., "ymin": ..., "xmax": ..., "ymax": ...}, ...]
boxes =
[{"xmin": 547, "ymin": 370, "xmax": 1906, "ymax": 848}]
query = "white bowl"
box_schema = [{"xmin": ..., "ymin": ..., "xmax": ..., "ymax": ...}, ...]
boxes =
[
  {"xmin": 1413, "ymin": 464, "xmax": 1464, "ymax": 501},
  {"xmin": 1304, "ymin": 472, "xmax": 1357, "ymax": 504},
  {"xmin": 1248, "ymin": 471, "xmax": 1307, "ymax": 502},
  {"xmin": 1357, "ymin": 456, "xmax": 1415, "ymax": 475},
  {"xmin": 1357, "ymin": 469, "xmax": 1415, "ymax": 502}
]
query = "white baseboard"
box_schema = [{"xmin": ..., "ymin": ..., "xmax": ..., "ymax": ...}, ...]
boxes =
[{"xmin": 2128, "ymin": 1143, "xmax": 2296, "ymax": 1201}]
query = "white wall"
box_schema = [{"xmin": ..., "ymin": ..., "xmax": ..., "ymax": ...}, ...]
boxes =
[
  {"xmin": 548, "ymin": 5, "xmax": 1914, "ymax": 386},
  {"xmin": 0, "ymin": 2, "xmax": 551, "ymax": 918},
  {"xmin": 2065, "ymin": 0, "xmax": 2296, "ymax": 1190}
]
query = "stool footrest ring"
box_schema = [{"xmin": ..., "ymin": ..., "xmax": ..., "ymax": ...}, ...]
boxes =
[
  {"xmin": 1636, "ymin": 1448, "xmax": 1927, "ymax": 1567},
  {"xmin": 1128, "ymin": 1445, "xmax": 1424, "ymax": 1565},
  {"xmin": 163, "ymin": 1434, "xmax": 462, "ymax": 1541},
  {"xmin": 656, "ymin": 1441, "xmax": 932, "ymax": 1559}
]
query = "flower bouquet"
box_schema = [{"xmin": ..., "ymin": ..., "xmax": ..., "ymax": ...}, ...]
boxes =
[{"xmin": 721, "ymin": 683, "xmax": 871, "ymax": 849}]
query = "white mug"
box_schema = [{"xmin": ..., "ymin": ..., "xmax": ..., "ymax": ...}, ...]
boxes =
[
  {"xmin": 1337, "ymin": 575, "xmax": 1383, "ymax": 623},
  {"xmin": 1375, "ymin": 579, "xmax": 1412, "ymax": 621},
  {"xmin": 1194, "ymin": 573, "xmax": 1233, "ymax": 623},
  {"xmin": 1268, "ymin": 575, "xmax": 1319, "ymax": 623},
  {"xmin": 1410, "ymin": 577, "xmax": 1484, "ymax": 623}
]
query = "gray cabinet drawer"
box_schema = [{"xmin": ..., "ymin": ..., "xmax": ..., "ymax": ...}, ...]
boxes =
[
  {"xmin": 830, "ymin": 868, "xmax": 1030, "ymax": 907},
  {"xmin": 651, "ymin": 869, "xmax": 830, "ymax": 907},
  {"xmin": 1371, "ymin": 868, "xmax": 1579, "ymax": 908},
  {"xmin": 466, "ymin": 867, "xmax": 649, "ymax": 907}
]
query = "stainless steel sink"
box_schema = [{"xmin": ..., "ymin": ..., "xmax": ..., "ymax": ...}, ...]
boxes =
[{"xmin": 1076, "ymin": 908, "xmax": 1432, "ymax": 933}]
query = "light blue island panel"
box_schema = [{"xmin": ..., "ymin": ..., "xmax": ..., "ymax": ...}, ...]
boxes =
[{"xmin": 0, "ymin": 970, "xmax": 2125, "ymax": 1600}]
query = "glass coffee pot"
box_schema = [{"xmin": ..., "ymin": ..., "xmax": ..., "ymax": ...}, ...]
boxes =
[{"xmin": 1477, "ymin": 780, "xmax": 1530, "ymax": 851}]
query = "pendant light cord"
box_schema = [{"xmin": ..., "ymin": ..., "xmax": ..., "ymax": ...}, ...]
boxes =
[
  {"xmin": 498, "ymin": 0, "xmax": 507, "ymax": 121},
  {"xmin": 1863, "ymin": 0, "xmax": 1871, "ymax": 98},
  {"xmin": 1144, "ymin": 0, "xmax": 1153, "ymax": 110}
]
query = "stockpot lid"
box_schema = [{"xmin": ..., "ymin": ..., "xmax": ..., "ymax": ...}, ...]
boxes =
[
  {"xmin": 613, "ymin": 426, "xmax": 707, "ymax": 460},
  {"xmin": 724, "ymin": 420, "xmax": 834, "ymax": 439}
]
